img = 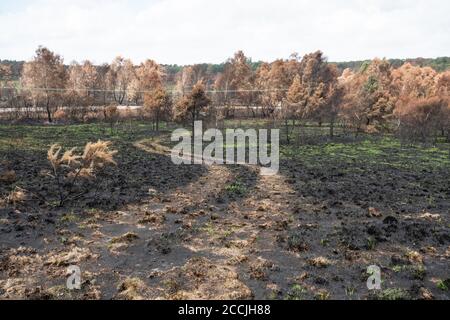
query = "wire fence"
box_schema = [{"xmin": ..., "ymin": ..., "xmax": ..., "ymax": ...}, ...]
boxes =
[
  {"xmin": 0, "ymin": 85, "xmax": 289, "ymax": 113},
  {"xmin": 0, "ymin": 86, "xmax": 291, "ymax": 94}
]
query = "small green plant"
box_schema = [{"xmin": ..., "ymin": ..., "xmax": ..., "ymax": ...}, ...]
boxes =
[
  {"xmin": 59, "ymin": 212, "xmax": 79, "ymax": 223},
  {"xmin": 200, "ymin": 222, "xmax": 216, "ymax": 236},
  {"xmin": 392, "ymin": 265, "xmax": 405, "ymax": 273},
  {"xmin": 392, "ymin": 264, "xmax": 426, "ymax": 280},
  {"xmin": 366, "ymin": 237, "xmax": 376, "ymax": 250},
  {"xmin": 315, "ymin": 290, "xmax": 330, "ymax": 300},
  {"xmin": 220, "ymin": 229, "xmax": 234, "ymax": 239},
  {"xmin": 86, "ymin": 208, "xmax": 99, "ymax": 214},
  {"xmin": 345, "ymin": 286, "xmax": 356, "ymax": 298},
  {"xmin": 59, "ymin": 236, "xmax": 68, "ymax": 244},
  {"xmin": 287, "ymin": 233, "xmax": 309, "ymax": 252},
  {"xmin": 372, "ymin": 288, "xmax": 411, "ymax": 300},
  {"xmin": 225, "ymin": 181, "xmax": 246, "ymax": 196},
  {"xmin": 267, "ymin": 290, "xmax": 279, "ymax": 300},
  {"xmin": 285, "ymin": 284, "xmax": 307, "ymax": 300},
  {"xmin": 413, "ymin": 265, "xmax": 426, "ymax": 280},
  {"xmin": 437, "ymin": 279, "xmax": 449, "ymax": 291},
  {"xmin": 425, "ymin": 195, "xmax": 436, "ymax": 208}
]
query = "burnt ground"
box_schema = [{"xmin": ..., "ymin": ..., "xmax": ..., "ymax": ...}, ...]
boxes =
[{"xmin": 0, "ymin": 122, "xmax": 449, "ymax": 300}]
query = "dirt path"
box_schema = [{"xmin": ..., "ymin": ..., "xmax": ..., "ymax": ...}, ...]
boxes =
[
  {"xmin": 122, "ymin": 139, "xmax": 299, "ymax": 299},
  {"xmin": 78, "ymin": 138, "xmax": 302, "ymax": 299}
]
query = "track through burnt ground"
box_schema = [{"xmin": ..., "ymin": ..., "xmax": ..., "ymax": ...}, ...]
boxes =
[{"xmin": 0, "ymin": 123, "xmax": 449, "ymax": 300}]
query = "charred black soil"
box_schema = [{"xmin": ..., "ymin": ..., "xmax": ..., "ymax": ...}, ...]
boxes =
[{"xmin": 0, "ymin": 122, "xmax": 449, "ymax": 300}]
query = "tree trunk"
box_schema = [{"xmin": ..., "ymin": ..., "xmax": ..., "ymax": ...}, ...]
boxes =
[
  {"xmin": 156, "ymin": 112, "xmax": 159, "ymax": 132},
  {"xmin": 285, "ymin": 119, "xmax": 290, "ymax": 144},
  {"xmin": 46, "ymin": 97, "xmax": 52, "ymax": 123},
  {"xmin": 191, "ymin": 112, "xmax": 195, "ymax": 137},
  {"xmin": 330, "ymin": 114, "xmax": 335, "ymax": 138},
  {"xmin": 296, "ymin": 120, "xmax": 301, "ymax": 146}
]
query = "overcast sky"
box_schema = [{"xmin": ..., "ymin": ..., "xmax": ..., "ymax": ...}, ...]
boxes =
[{"xmin": 0, "ymin": 0, "xmax": 449, "ymax": 65}]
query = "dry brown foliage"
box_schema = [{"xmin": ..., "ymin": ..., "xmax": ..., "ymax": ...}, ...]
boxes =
[
  {"xmin": 0, "ymin": 170, "xmax": 16, "ymax": 184},
  {"xmin": 340, "ymin": 59, "xmax": 397, "ymax": 132},
  {"xmin": 53, "ymin": 109, "xmax": 68, "ymax": 121},
  {"xmin": 47, "ymin": 140, "xmax": 118, "ymax": 206},
  {"xmin": 21, "ymin": 47, "xmax": 67, "ymax": 123},
  {"xmin": 143, "ymin": 86, "xmax": 172, "ymax": 131},
  {"xmin": 395, "ymin": 97, "xmax": 448, "ymax": 142},
  {"xmin": 7, "ymin": 187, "xmax": 27, "ymax": 205},
  {"xmin": 83, "ymin": 110, "xmax": 103, "ymax": 123},
  {"xmin": 103, "ymin": 105, "xmax": 119, "ymax": 132},
  {"xmin": 173, "ymin": 81, "xmax": 210, "ymax": 132}
]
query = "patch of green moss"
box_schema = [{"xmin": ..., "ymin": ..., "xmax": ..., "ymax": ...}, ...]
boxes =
[{"xmin": 370, "ymin": 288, "xmax": 411, "ymax": 300}]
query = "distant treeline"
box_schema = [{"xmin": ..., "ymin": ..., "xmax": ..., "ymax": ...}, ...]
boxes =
[
  {"xmin": 0, "ymin": 59, "xmax": 263, "ymax": 83},
  {"xmin": 2, "ymin": 57, "xmax": 449, "ymax": 82},
  {"xmin": 335, "ymin": 57, "xmax": 450, "ymax": 73},
  {"xmin": 1, "ymin": 47, "xmax": 449, "ymax": 145},
  {"xmin": 0, "ymin": 60, "xmax": 23, "ymax": 80}
]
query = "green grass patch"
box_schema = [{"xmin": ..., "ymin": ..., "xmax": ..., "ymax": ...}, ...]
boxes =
[
  {"xmin": 225, "ymin": 181, "xmax": 247, "ymax": 196},
  {"xmin": 281, "ymin": 136, "xmax": 450, "ymax": 171}
]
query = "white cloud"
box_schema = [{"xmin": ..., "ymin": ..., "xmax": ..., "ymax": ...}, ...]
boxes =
[{"xmin": 0, "ymin": 0, "xmax": 449, "ymax": 64}]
